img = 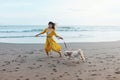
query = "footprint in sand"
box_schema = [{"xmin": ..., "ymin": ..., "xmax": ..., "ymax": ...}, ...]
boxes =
[
  {"xmin": 40, "ymin": 77, "xmax": 47, "ymax": 80},
  {"xmin": 17, "ymin": 64, "xmax": 21, "ymax": 65},
  {"xmin": 39, "ymin": 65, "xmax": 43, "ymax": 67},
  {"xmin": 59, "ymin": 75, "xmax": 63, "ymax": 78},
  {"xmin": 36, "ymin": 59, "xmax": 43, "ymax": 62},
  {"xmin": 115, "ymin": 71, "xmax": 120, "ymax": 74},
  {"xmin": 53, "ymin": 68, "xmax": 57, "ymax": 72},
  {"xmin": 9, "ymin": 71, "xmax": 13, "ymax": 72},
  {"xmin": 106, "ymin": 76, "xmax": 116, "ymax": 80},
  {"xmin": 90, "ymin": 74, "xmax": 97, "ymax": 76},
  {"xmin": 50, "ymin": 73, "xmax": 54, "ymax": 75},
  {"xmin": 103, "ymin": 68, "xmax": 106, "ymax": 70},
  {"xmin": 27, "ymin": 66, "xmax": 35, "ymax": 70},
  {"xmin": 35, "ymin": 75, "xmax": 39, "ymax": 77},
  {"xmin": 107, "ymin": 75, "xmax": 112, "ymax": 76},
  {"xmin": 89, "ymin": 69, "xmax": 97, "ymax": 72},
  {"xmin": 12, "ymin": 60, "xmax": 15, "ymax": 62},
  {"xmin": 16, "ymin": 67, "xmax": 20, "ymax": 69},
  {"xmin": 51, "ymin": 64, "xmax": 56, "ymax": 67},
  {"xmin": 23, "ymin": 55, "xmax": 27, "ymax": 58},
  {"xmin": 2, "ymin": 65, "xmax": 5, "ymax": 66},
  {"xmin": 100, "ymin": 61, "xmax": 104, "ymax": 63},
  {"xmin": 4, "ymin": 61, "xmax": 11, "ymax": 65},
  {"xmin": 33, "ymin": 63, "xmax": 36, "ymax": 65},
  {"xmin": 18, "ymin": 55, "xmax": 21, "ymax": 57},
  {"xmin": 90, "ymin": 73, "xmax": 101, "ymax": 76},
  {"xmin": 25, "ymin": 78, "xmax": 30, "ymax": 80},
  {"xmin": 14, "ymin": 70, "xmax": 18, "ymax": 72},
  {"xmin": 36, "ymin": 65, "xmax": 42, "ymax": 69},
  {"xmin": 2, "ymin": 69, "xmax": 6, "ymax": 71},
  {"xmin": 19, "ymin": 76, "xmax": 23, "ymax": 78},
  {"xmin": 115, "ymin": 68, "xmax": 120, "ymax": 71},
  {"xmin": 88, "ymin": 62, "xmax": 91, "ymax": 64},
  {"xmin": 57, "ymin": 60, "xmax": 60, "ymax": 64},
  {"xmin": 77, "ymin": 78, "xmax": 83, "ymax": 80},
  {"xmin": 117, "ymin": 59, "xmax": 120, "ymax": 61},
  {"xmin": 88, "ymin": 65, "xmax": 96, "ymax": 67},
  {"xmin": 64, "ymin": 72, "xmax": 70, "ymax": 76},
  {"xmin": 76, "ymin": 75, "xmax": 79, "ymax": 77},
  {"xmin": 48, "ymin": 62, "xmax": 50, "ymax": 64},
  {"xmin": 28, "ymin": 51, "xmax": 34, "ymax": 54},
  {"xmin": 51, "ymin": 78, "xmax": 57, "ymax": 80},
  {"xmin": 99, "ymin": 69, "xmax": 102, "ymax": 71},
  {"xmin": 62, "ymin": 62, "xmax": 66, "ymax": 65}
]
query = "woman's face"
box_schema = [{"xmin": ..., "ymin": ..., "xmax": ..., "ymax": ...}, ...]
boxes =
[{"xmin": 48, "ymin": 24, "xmax": 52, "ymax": 29}]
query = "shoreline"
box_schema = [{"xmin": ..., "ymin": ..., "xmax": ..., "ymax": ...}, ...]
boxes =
[
  {"xmin": 0, "ymin": 41, "xmax": 120, "ymax": 80},
  {"xmin": 1, "ymin": 39, "xmax": 120, "ymax": 44}
]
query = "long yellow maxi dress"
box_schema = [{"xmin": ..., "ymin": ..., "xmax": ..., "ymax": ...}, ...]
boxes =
[{"xmin": 41, "ymin": 28, "xmax": 61, "ymax": 53}]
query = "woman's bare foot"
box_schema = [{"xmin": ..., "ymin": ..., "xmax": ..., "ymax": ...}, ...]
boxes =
[{"xmin": 47, "ymin": 55, "xmax": 50, "ymax": 58}]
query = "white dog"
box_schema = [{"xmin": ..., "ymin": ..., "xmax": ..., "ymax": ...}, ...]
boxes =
[{"xmin": 64, "ymin": 49, "xmax": 86, "ymax": 61}]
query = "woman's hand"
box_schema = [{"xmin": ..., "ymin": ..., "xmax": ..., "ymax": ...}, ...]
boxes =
[
  {"xmin": 35, "ymin": 34, "xmax": 40, "ymax": 37},
  {"xmin": 57, "ymin": 36, "xmax": 63, "ymax": 40},
  {"xmin": 56, "ymin": 35, "xmax": 63, "ymax": 40}
]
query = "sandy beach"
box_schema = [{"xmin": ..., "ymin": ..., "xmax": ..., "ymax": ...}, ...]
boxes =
[{"xmin": 0, "ymin": 42, "xmax": 120, "ymax": 80}]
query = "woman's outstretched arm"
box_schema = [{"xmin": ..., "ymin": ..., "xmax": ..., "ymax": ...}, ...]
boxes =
[{"xmin": 35, "ymin": 28, "xmax": 47, "ymax": 37}]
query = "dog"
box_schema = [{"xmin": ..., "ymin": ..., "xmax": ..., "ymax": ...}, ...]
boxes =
[{"xmin": 64, "ymin": 49, "xmax": 86, "ymax": 61}]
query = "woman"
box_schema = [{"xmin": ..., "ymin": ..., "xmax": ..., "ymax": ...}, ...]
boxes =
[{"xmin": 35, "ymin": 22, "xmax": 63, "ymax": 57}]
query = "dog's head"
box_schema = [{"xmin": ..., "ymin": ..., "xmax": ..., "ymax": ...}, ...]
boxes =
[
  {"xmin": 64, "ymin": 51, "xmax": 73, "ymax": 57},
  {"xmin": 78, "ymin": 49, "xmax": 83, "ymax": 54}
]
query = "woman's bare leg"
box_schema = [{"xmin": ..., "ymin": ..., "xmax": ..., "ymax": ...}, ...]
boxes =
[
  {"xmin": 45, "ymin": 51, "xmax": 50, "ymax": 57},
  {"xmin": 45, "ymin": 45, "xmax": 51, "ymax": 57},
  {"xmin": 58, "ymin": 51, "xmax": 62, "ymax": 57}
]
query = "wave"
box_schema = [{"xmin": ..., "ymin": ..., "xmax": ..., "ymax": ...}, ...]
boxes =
[
  {"xmin": 0, "ymin": 29, "xmax": 43, "ymax": 33},
  {"xmin": 1, "ymin": 26, "xmax": 120, "ymax": 34},
  {"xmin": 0, "ymin": 28, "xmax": 95, "ymax": 33},
  {"xmin": 0, "ymin": 36, "xmax": 45, "ymax": 38}
]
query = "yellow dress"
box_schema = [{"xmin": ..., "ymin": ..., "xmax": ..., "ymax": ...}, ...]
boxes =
[{"xmin": 41, "ymin": 28, "xmax": 61, "ymax": 53}]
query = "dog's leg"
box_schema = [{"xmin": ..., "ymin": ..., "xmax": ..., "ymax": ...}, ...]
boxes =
[
  {"xmin": 68, "ymin": 56, "xmax": 71, "ymax": 60},
  {"xmin": 80, "ymin": 53, "xmax": 85, "ymax": 61},
  {"xmin": 77, "ymin": 55, "xmax": 81, "ymax": 63},
  {"xmin": 79, "ymin": 50, "xmax": 85, "ymax": 61}
]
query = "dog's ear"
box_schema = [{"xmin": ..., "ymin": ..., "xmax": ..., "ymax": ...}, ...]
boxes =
[
  {"xmin": 67, "ymin": 52, "xmax": 72, "ymax": 56},
  {"xmin": 78, "ymin": 49, "xmax": 82, "ymax": 52}
]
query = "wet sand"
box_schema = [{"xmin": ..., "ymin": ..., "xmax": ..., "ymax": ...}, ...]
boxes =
[{"xmin": 0, "ymin": 42, "xmax": 120, "ymax": 80}]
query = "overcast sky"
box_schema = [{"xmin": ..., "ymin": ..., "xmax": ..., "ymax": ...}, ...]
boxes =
[{"xmin": 0, "ymin": 0, "xmax": 120, "ymax": 26}]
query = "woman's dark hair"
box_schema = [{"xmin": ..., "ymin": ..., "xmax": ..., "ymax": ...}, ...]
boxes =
[{"xmin": 48, "ymin": 21, "xmax": 55, "ymax": 30}]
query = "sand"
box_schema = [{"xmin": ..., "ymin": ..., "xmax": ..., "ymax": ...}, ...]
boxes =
[{"xmin": 0, "ymin": 42, "xmax": 120, "ymax": 80}]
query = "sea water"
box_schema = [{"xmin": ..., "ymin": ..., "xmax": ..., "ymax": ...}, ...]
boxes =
[{"xmin": 0, "ymin": 25, "xmax": 120, "ymax": 43}]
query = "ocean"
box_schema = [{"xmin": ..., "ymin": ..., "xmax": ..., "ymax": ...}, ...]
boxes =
[{"xmin": 0, "ymin": 25, "xmax": 120, "ymax": 43}]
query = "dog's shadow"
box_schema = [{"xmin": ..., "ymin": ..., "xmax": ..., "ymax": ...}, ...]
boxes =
[{"xmin": 59, "ymin": 58, "xmax": 86, "ymax": 67}]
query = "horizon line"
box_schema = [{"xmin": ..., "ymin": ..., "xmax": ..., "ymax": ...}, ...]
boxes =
[{"xmin": 0, "ymin": 24, "xmax": 120, "ymax": 27}]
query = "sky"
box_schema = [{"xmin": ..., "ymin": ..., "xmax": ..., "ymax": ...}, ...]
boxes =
[{"xmin": 0, "ymin": 0, "xmax": 120, "ymax": 26}]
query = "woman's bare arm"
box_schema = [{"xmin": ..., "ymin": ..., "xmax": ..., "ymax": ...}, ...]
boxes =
[
  {"xmin": 35, "ymin": 33, "xmax": 42, "ymax": 37},
  {"xmin": 53, "ymin": 29, "xmax": 63, "ymax": 40},
  {"xmin": 35, "ymin": 28, "xmax": 47, "ymax": 37}
]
